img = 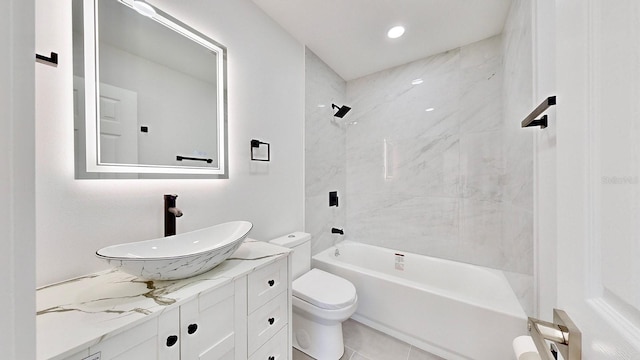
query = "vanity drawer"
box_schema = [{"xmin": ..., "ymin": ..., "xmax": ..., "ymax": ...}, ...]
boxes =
[
  {"xmin": 248, "ymin": 325, "xmax": 288, "ymax": 360},
  {"xmin": 247, "ymin": 291, "xmax": 288, "ymax": 355},
  {"xmin": 248, "ymin": 258, "xmax": 287, "ymax": 312}
]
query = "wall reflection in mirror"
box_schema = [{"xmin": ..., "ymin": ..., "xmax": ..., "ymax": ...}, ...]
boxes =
[{"xmin": 73, "ymin": 0, "xmax": 227, "ymax": 178}]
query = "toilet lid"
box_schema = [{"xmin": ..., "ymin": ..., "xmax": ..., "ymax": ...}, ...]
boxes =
[{"xmin": 292, "ymin": 268, "xmax": 357, "ymax": 310}]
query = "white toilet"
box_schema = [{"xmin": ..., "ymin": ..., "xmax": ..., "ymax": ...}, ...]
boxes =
[{"xmin": 270, "ymin": 232, "xmax": 358, "ymax": 360}]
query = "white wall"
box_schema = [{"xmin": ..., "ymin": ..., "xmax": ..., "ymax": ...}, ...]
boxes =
[
  {"xmin": 532, "ymin": 0, "xmax": 557, "ymax": 320},
  {"xmin": 1, "ymin": 0, "xmax": 36, "ymax": 357},
  {"xmin": 36, "ymin": 0, "xmax": 305, "ymax": 286}
]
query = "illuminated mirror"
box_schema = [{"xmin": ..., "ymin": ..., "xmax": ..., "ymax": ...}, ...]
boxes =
[{"xmin": 73, "ymin": 0, "xmax": 228, "ymax": 178}]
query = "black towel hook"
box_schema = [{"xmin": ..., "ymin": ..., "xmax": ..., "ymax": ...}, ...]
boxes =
[{"xmin": 36, "ymin": 52, "xmax": 58, "ymax": 66}]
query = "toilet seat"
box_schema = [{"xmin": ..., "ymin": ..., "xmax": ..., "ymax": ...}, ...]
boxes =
[{"xmin": 292, "ymin": 268, "xmax": 357, "ymax": 310}]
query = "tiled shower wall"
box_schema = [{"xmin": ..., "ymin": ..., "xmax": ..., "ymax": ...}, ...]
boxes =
[
  {"xmin": 500, "ymin": 0, "xmax": 534, "ymax": 314},
  {"xmin": 304, "ymin": 49, "xmax": 347, "ymax": 255},
  {"xmin": 305, "ymin": 0, "xmax": 534, "ymax": 315},
  {"xmin": 345, "ymin": 35, "xmax": 506, "ymax": 269}
]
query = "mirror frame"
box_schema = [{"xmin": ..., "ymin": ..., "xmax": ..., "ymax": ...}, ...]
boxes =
[{"xmin": 80, "ymin": 0, "xmax": 228, "ymax": 177}]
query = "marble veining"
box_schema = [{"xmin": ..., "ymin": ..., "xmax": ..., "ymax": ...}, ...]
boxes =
[
  {"xmin": 102, "ymin": 241, "xmax": 243, "ymax": 280},
  {"xmin": 37, "ymin": 239, "xmax": 289, "ymax": 360},
  {"xmin": 96, "ymin": 221, "xmax": 252, "ymax": 281},
  {"xmin": 345, "ymin": 35, "xmax": 514, "ymax": 271}
]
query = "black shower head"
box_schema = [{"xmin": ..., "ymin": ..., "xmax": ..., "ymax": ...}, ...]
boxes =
[{"xmin": 332, "ymin": 103, "xmax": 352, "ymax": 118}]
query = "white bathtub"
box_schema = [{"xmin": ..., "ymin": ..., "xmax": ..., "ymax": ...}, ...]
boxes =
[{"xmin": 312, "ymin": 241, "xmax": 527, "ymax": 360}]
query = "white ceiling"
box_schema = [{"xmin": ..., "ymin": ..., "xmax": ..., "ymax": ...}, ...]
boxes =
[{"xmin": 251, "ymin": 0, "xmax": 513, "ymax": 81}]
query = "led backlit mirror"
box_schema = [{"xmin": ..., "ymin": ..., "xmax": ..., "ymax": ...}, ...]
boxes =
[{"xmin": 73, "ymin": 0, "xmax": 227, "ymax": 178}]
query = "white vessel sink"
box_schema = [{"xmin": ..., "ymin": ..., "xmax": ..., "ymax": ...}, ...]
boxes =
[{"xmin": 96, "ymin": 221, "xmax": 252, "ymax": 280}]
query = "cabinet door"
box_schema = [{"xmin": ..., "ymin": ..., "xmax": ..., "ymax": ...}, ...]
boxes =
[
  {"xmin": 89, "ymin": 319, "xmax": 158, "ymax": 360},
  {"xmin": 158, "ymin": 307, "xmax": 181, "ymax": 360},
  {"xmin": 181, "ymin": 282, "xmax": 235, "ymax": 360}
]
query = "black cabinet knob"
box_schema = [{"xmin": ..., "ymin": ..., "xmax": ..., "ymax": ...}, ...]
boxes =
[
  {"xmin": 268, "ymin": 317, "xmax": 275, "ymax": 325},
  {"xmin": 268, "ymin": 356, "xmax": 275, "ymax": 360},
  {"xmin": 187, "ymin": 323, "xmax": 198, "ymax": 334},
  {"xmin": 268, "ymin": 279, "xmax": 275, "ymax": 287},
  {"xmin": 166, "ymin": 335, "xmax": 178, "ymax": 347}
]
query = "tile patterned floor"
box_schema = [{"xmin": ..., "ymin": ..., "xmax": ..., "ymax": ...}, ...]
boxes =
[{"xmin": 292, "ymin": 319, "xmax": 445, "ymax": 360}]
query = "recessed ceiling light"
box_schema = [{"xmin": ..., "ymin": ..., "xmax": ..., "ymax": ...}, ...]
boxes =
[
  {"xmin": 411, "ymin": 78, "xmax": 424, "ymax": 85},
  {"xmin": 425, "ymin": 108, "xmax": 435, "ymax": 112},
  {"xmin": 387, "ymin": 26, "xmax": 405, "ymax": 39},
  {"xmin": 133, "ymin": 1, "xmax": 157, "ymax": 17}
]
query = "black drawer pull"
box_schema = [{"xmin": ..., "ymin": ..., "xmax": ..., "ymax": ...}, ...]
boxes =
[
  {"xmin": 268, "ymin": 356, "xmax": 275, "ymax": 360},
  {"xmin": 166, "ymin": 335, "xmax": 178, "ymax": 347},
  {"xmin": 187, "ymin": 323, "xmax": 198, "ymax": 334},
  {"xmin": 268, "ymin": 279, "xmax": 275, "ymax": 287},
  {"xmin": 268, "ymin": 317, "xmax": 275, "ymax": 325}
]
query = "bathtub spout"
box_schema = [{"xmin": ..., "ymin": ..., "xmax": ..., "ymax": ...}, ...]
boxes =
[{"xmin": 331, "ymin": 227, "xmax": 344, "ymax": 235}]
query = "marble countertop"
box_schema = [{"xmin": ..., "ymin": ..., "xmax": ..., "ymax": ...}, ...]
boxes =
[{"xmin": 36, "ymin": 239, "xmax": 289, "ymax": 360}]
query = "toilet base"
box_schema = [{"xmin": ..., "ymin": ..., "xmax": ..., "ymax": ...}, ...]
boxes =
[{"xmin": 292, "ymin": 310, "xmax": 345, "ymax": 360}]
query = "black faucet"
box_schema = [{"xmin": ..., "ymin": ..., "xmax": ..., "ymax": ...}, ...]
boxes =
[
  {"xmin": 331, "ymin": 227, "xmax": 344, "ymax": 235},
  {"xmin": 164, "ymin": 194, "xmax": 183, "ymax": 237}
]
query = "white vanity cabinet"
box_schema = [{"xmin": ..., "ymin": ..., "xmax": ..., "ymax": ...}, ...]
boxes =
[
  {"xmin": 39, "ymin": 241, "xmax": 291, "ymax": 360},
  {"xmin": 82, "ymin": 281, "xmax": 236, "ymax": 360}
]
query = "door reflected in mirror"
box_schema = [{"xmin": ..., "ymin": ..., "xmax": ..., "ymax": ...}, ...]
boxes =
[{"xmin": 73, "ymin": 0, "xmax": 227, "ymax": 178}]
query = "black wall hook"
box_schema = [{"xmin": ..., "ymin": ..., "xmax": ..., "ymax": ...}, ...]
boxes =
[{"xmin": 36, "ymin": 52, "xmax": 58, "ymax": 66}]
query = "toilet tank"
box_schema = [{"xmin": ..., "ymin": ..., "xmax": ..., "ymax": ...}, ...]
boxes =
[{"xmin": 269, "ymin": 232, "xmax": 311, "ymax": 280}]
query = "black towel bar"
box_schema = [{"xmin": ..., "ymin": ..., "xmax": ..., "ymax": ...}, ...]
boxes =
[
  {"xmin": 176, "ymin": 155, "xmax": 213, "ymax": 163},
  {"xmin": 522, "ymin": 96, "xmax": 556, "ymax": 129}
]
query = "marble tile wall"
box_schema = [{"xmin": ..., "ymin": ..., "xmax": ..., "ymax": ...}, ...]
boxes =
[
  {"xmin": 304, "ymin": 49, "xmax": 347, "ymax": 255},
  {"xmin": 501, "ymin": 0, "xmax": 534, "ymax": 315},
  {"xmin": 345, "ymin": 35, "xmax": 509, "ymax": 269}
]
